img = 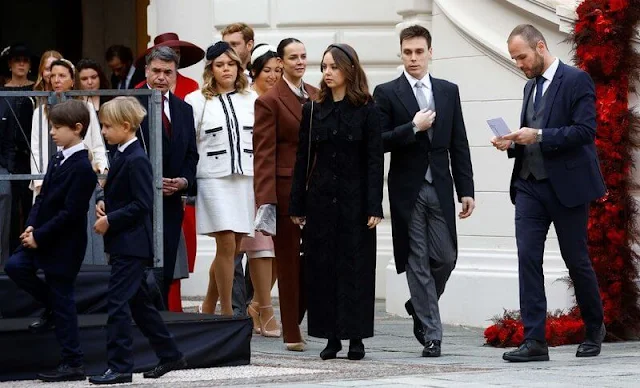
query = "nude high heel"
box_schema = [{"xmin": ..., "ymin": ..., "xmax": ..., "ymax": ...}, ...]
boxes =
[
  {"xmin": 248, "ymin": 302, "xmax": 261, "ymax": 334},
  {"xmin": 258, "ymin": 305, "xmax": 281, "ymax": 338}
]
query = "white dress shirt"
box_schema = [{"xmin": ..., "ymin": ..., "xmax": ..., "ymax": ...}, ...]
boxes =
[
  {"xmin": 59, "ymin": 142, "xmax": 86, "ymax": 165},
  {"xmin": 118, "ymin": 137, "xmax": 138, "ymax": 152},
  {"xmin": 282, "ymin": 74, "xmax": 309, "ymax": 99},
  {"xmin": 535, "ymin": 57, "xmax": 560, "ymax": 97}
]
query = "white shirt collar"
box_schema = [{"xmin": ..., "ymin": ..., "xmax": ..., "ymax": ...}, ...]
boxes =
[
  {"xmin": 541, "ymin": 57, "xmax": 560, "ymax": 83},
  {"xmin": 283, "ymin": 74, "xmax": 308, "ymax": 99},
  {"xmin": 60, "ymin": 142, "xmax": 86, "ymax": 164},
  {"xmin": 403, "ymin": 70, "xmax": 432, "ymax": 90},
  {"xmin": 118, "ymin": 137, "xmax": 138, "ymax": 152},
  {"xmin": 125, "ymin": 65, "xmax": 137, "ymax": 88}
]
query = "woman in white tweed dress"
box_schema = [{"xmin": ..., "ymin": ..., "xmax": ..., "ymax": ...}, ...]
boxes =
[{"xmin": 185, "ymin": 41, "xmax": 256, "ymax": 317}]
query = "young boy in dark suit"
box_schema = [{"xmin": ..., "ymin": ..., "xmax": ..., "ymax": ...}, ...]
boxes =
[
  {"xmin": 89, "ymin": 97, "xmax": 186, "ymax": 385},
  {"xmin": 4, "ymin": 99, "xmax": 98, "ymax": 382}
]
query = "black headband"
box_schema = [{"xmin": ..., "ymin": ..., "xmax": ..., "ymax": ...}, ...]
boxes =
[
  {"xmin": 206, "ymin": 41, "xmax": 231, "ymax": 61},
  {"xmin": 325, "ymin": 44, "xmax": 355, "ymax": 65}
]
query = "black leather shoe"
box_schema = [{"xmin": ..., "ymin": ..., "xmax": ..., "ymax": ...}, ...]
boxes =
[
  {"xmin": 37, "ymin": 364, "xmax": 85, "ymax": 382},
  {"xmin": 405, "ymin": 300, "xmax": 426, "ymax": 346},
  {"xmin": 320, "ymin": 338, "xmax": 342, "ymax": 360},
  {"xmin": 143, "ymin": 356, "xmax": 187, "ymax": 378},
  {"xmin": 576, "ymin": 324, "xmax": 606, "ymax": 357},
  {"xmin": 29, "ymin": 309, "xmax": 54, "ymax": 333},
  {"xmin": 421, "ymin": 340, "xmax": 441, "ymax": 357},
  {"xmin": 503, "ymin": 339, "xmax": 549, "ymax": 362},
  {"xmin": 89, "ymin": 369, "xmax": 132, "ymax": 385},
  {"xmin": 347, "ymin": 339, "xmax": 365, "ymax": 360}
]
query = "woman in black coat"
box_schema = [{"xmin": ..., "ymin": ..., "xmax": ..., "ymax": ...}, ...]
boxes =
[{"xmin": 289, "ymin": 43, "xmax": 384, "ymax": 361}]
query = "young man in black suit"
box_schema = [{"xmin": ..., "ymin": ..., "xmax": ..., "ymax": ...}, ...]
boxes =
[
  {"xmin": 373, "ymin": 25, "xmax": 475, "ymax": 357},
  {"xmin": 4, "ymin": 99, "xmax": 98, "ymax": 382},
  {"xmin": 90, "ymin": 97, "xmax": 186, "ymax": 385}
]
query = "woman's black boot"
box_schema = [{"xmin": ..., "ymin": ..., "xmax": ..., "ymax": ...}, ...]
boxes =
[
  {"xmin": 347, "ymin": 338, "xmax": 365, "ymax": 360},
  {"xmin": 320, "ymin": 337, "xmax": 342, "ymax": 360}
]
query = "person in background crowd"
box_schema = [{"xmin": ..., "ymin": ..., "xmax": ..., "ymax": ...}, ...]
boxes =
[
  {"xmin": 33, "ymin": 50, "xmax": 63, "ymax": 94},
  {"xmin": 253, "ymin": 37, "xmax": 319, "ymax": 351},
  {"xmin": 76, "ymin": 59, "xmax": 111, "ymax": 114},
  {"xmin": 134, "ymin": 46, "xmax": 198, "ymax": 310},
  {"xmin": 105, "ymin": 45, "xmax": 145, "ymax": 90},
  {"xmin": 222, "ymin": 22, "xmax": 254, "ymax": 80},
  {"xmin": 30, "ymin": 59, "xmax": 108, "ymax": 196},
  {"xmin": 185, "ymin": 41, "xmax": 256, "ymax": 317},
  {"xmin": 374, "ymin": 25, "xmax": 475, "ymax": 358},
  {"xmin": 240, "ymin": 43, "xmax": 282, "ymax": 337},
  {"xmin": 289, "ymin": 44, "xmax": 383, "ymax": 360},
  {"xmin": 0, "ymin": 44, "xmax": 37, "ymax": 257}
]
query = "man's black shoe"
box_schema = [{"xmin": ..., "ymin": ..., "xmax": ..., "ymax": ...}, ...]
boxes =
[
  {"xmin": 421, "ymin": 340, "xmax": 441, "ymax": 357},
  {"xmin": 143, "ymin": 356, "xmax": 187, "ymax": 378},
  {"xmin": 37, "ymin": 364, "xmax": 85, "ymax": 382},
  {"xmin": 29, "ymin": 309, "xmax": 54, "ymax": 333},
  {"xmin": 576, "ymin": 324, "xmax": 606, "ymax": 357},
  {"xmin": 502, "ymin": 339, "xmax": 550, "ymax": 362},
  {"xmin": 405, "ymin": 300, "xmax": 425, "ymax": 346},
  {"xmin": 88, "ymin": 369, "xmax": 132, "ymax": 385}
]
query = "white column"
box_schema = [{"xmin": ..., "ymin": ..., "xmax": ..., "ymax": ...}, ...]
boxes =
[{"xmin": 147, "ymin": 0, "xmax": 214, "ymax": 83}]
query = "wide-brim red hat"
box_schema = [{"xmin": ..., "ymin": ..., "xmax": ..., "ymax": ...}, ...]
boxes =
[{"xmin": 135, "ymin": 32, "xmax": 204, "ymax": 69}]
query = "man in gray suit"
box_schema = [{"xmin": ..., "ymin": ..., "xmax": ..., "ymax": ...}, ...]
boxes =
[{"xmin": 374, "ymin": 25, "xmax": 475, "ymax": 357}]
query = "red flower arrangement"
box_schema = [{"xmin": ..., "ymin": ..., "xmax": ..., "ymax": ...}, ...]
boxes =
[{"xmin": 485, "ymin": 0, "xmax": 640, "ymax": 347}]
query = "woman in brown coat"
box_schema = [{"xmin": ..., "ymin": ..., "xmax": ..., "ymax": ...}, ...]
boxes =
[{"xmin": 253, "ymin": 38, "xmax": 318, "ymax": 351}]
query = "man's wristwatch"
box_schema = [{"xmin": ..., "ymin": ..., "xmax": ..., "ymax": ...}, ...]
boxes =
[{"xmin": 536, "ymin": 129, "xmax": 543, "ymax": 143}]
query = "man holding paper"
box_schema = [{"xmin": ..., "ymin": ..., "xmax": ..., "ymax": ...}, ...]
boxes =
[
  {"xmin": 373, "ymin": 25, "xmax": 475, "ymax": 357},
  {"xmin": 491, "ymin": 24, "xmax": 606, "ymax": 362}
]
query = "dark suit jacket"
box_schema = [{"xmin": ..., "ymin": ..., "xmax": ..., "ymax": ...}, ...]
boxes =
[
  {"xmin": 135, "ymin": 85, "xmax": 199, "ymax": 200},
  {"xmin": 374, "ymin": 74, "xmax": 474, "ymax": 274},
  {"xmin": 507, "ymin": 61, "xmax": 606, "ymax": 207},
  {"xmin": 23, "ymin": 150, "xmax": 97, "ymax": 278},
  {"xmin": 253, "ymin": 78, "xmax": 318, "ymax": 215},
  {"xmin": 103, "ymin": 140, "xmax": 153, "ymax": 260},
  {"xmin": 111, "ymin": 66, "xmax": 146, "ymax": 90},
  {"xmin": 0, "ymin": 98, "xmax": 16, "ymax": 171}
]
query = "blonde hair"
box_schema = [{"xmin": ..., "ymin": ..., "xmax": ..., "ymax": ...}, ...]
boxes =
[
  {"xmin": 33, "ymin": 50, "xmax": 63, "ymax": 92},
  {"xmin": 99, "ymin": 96, "xmax": 147, "ymax": 130},
  {"xmin": 201, "ymin": 49, "xmax": 249, "ymax": 99}
]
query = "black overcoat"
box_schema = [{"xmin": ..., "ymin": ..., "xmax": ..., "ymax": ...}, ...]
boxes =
[{"xmin": 289, "ymin": 98, "xmax": 384, "ymax": 339}]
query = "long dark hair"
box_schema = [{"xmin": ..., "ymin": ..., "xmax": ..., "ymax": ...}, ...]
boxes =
[
  {"xmin": 317, "ymin": 44, "xmax": 370, "ymax": 106},
  {"xmin": 76, "ymin": 58, "xmax": 111, "ymax": 89}
]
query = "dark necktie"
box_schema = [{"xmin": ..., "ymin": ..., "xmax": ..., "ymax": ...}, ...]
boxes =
[
  {"xmin": 533, "ymin": 75, "xmax": 546, "ymax": 113},
  {"xmin": 112, "ymin": 150, "xmax": 121, "ymax": 162},
  {"xmin": 162, "ymin": 95, "xmax": 172, "ymax": 137}
]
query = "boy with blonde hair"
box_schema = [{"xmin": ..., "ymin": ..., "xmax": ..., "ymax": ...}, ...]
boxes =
[{"xmin": 90, "ymin": 97, "xmax": 186, "ymax": 385}]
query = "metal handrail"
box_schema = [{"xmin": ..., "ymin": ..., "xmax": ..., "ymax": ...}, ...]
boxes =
[{"xmin": 0, "ymin": 89, "xmax": 165, "ymax": 268}]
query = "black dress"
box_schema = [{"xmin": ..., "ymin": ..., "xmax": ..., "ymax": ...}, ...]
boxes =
[
  {"xmin": 289, "ymin": 98, "xmax": 384, "ymax": 340},
  {"xmin": 0, "ymin": 84, "xmax": 35, "ymax": 253}
]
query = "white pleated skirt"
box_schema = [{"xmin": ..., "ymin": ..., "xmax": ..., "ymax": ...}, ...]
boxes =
[{"xmin": 196, "ymin": 175, "xmax": 255, "ymax": 236}]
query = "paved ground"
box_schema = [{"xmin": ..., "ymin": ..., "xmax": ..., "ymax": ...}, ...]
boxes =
[{"xmin": 4, "ymin": 300, "xmax": 640, "ymax": 387}]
